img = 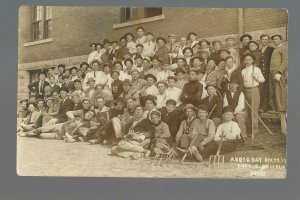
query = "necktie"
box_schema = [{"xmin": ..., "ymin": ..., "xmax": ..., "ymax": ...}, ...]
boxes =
[{"xmin": 40, "ymin": 81, "xmax": 44, "ymax": 94}]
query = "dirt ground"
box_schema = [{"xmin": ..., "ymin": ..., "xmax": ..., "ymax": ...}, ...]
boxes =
[{"xmin": 17, "ymin": 124, "xmax": 286, "ymax": 178}]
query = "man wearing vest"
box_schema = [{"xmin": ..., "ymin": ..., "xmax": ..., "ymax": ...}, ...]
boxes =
[{"xmin": 223, "ymin": 76, "xmax": 248, "ymax": 140}]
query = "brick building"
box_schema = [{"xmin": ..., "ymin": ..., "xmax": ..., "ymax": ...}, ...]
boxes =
[{"xmin": 18, "ymin": 6, "xmax": 288, "ymax": 101}]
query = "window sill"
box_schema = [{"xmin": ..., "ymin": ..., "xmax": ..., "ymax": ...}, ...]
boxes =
[
  {"xmin": 24, "ymin": 38, "xmax": 53, "ymax": 47},
  {"xmin": 113, "ymin": 14, "xmax": 165, "ymax": 29}
]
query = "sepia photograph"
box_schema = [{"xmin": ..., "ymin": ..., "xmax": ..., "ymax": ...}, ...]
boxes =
[{"xmin": 17, "ymin": 6, "xmax": 288, "ymax": 178}]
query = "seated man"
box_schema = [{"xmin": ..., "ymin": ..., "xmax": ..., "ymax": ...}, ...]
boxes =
[
  {"xmin": 19, "ymin": 110, "xmax": 97, "ymax": 142},
  {"xmin": 66, "ymin": 98, "xmax": 92, "ymax": 119},
  {"xmin": 190, "ymin": 106, "xmax": 241, "ymax": 162},
  {"xmin": 111, "ymin": 105, "xmax": 153, "ymax": 159},
  {"xmin": 71, "ymin": 91, "xmax": 83, "ymax": 111},
  {"xmin": 17, "ymin": 103, "xmax": 41, "ymax": 133}
]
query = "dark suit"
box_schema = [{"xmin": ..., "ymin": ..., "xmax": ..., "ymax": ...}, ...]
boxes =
[
  {"xmin": 56, "ymin": 98, "xmax": 74, "ymax": 123},
  {"xmin": 50, "ymin": 84, "xmax": 61, "ymax": 94},
  {"xmin": 259, "ymin": 46, "xmax": 274, "ymax": 111},
  {"xmin": 163, "ymin": 110, "xmax": 182, "ymax": 141},
  {"xmin": 28, "ymin": 80, "xmax": 50, "ymax": 99},
  {"xmin": 202, "ymin": 95, "xmax": 223, "ymax": 119},
  {"xmin": 73, "ymin": 102, "xmax": 83, "ymax": 111}
]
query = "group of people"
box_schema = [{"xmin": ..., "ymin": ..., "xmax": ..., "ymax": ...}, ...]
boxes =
[{"xmin": 17, "ymin": 26, "xmax": 288, "ymax": 161}]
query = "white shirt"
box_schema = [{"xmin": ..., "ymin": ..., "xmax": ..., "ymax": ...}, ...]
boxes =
[
  {"xmin": 88, "ymin": 51, "xmax": 98, "ymax": 64},
  {"xmin": 145, "ymin": 84, "xmax": 159, "ymax": 96},
  {"xmin": 143, "ymin": 41, "xmax": 156, "ymax": 57},
  {"xmin": 94, "ymin": 49, "xmax": 106, "ymax": 62},
  {"xmin": 177, "ymin": 45, "xmax": 187, "ymax": 57},
  {"xmin": 156, "ymin": 92, "xmax": 167, "ymax": 109},
  {"xmin": 136, "ymin": 36, "xmax": 146, "ymax": 44},
  {"xmin": 242, "ymin": 65, "xmax": 265, "ymax": 88},
  {"xmin": 165, "ymin": 87, "xmax": 182, "ymax": 106},
  {"xmin": 157, "ymin": 70, "xmax": 174, "ymax": 82},
  {"xmin": 214, "ymin": 121, "xmax": 241, "ymax": 141},
  {"xmin": 126, "ymin": 41, "xmax": 137, "ymax": 54},
  {"xmin": 82, "ymin": 71, "xmax": 108, "ymax": 90},
  {"xmin": 119, "ymin": 71, "xmax": 132, "ymax": 81},
  {"xmin": 223, "ymin": 90, "xmax": 245, "ymax": 114}
]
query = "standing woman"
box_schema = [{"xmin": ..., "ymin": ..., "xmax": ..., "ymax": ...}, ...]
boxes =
[
  {"xmin": 187, "ymin": 32, "xmax": 199, "ymax": 55},
  {"xmin": 155, "ymin": 37, "xmax": 170, "ymax": 64}
]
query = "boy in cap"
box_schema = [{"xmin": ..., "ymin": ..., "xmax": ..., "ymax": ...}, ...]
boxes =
[
  {"xmin": 269, "ymin": 34, "xmax": 288, "ymax": 113},
  {"xmin": 225, "ymin": 35, "xmax": 240, "ymax": 66},
  {"xmin": 239, "ymin": 33, "xmax": 252, "ymax": 67},
  {"xmin": 133, "ymin": 55, "xmax": 144, "ymax": 72},
  {"xmin": 163, "ymin": 99, "xmax": 182, "ymax": 142},
  {"xmin": 174, "ymin": 69, "xmax": 188, "ymax": 89},
  {"xmin": 223, "ymin": 77, "xmax": 247, "ymax": 140},
  {"xmin": 191, "ymin": 106, "xmax": 241, "ymax": 162},
  {"xmin": 248, "ymin": 41, "xmax": 262, "ymax": 67}
]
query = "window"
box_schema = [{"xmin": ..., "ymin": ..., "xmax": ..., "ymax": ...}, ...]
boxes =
[
  {"xmin": 32, "ymin": 6, "xmax": 52, "ymax": 41},
  {"xmin": 120, "ymin": 7, "xmax": 162, "ymax": 23}
]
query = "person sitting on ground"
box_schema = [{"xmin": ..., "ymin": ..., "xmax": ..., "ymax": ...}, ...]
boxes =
[
  {"xmin": 17, "ymin": 103, "xmax": 41, "ymax": 134},
  {"xmin": 111, "ymin": 105, "xmax": 153, "ymax": 159},
  {"xmin": 190, "ymin": 106, "xmax": 241, "ymax": 162}
]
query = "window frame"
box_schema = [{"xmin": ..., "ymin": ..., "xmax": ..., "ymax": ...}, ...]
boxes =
[{"xmin": 31, "ymin": 6, "xmax": 53, "ymax": 42}]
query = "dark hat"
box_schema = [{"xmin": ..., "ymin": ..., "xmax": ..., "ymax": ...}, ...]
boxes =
[
  {"xmin": 240, "ymin": 33, "xmax": 253, "ymax": 42},
  {"xmin": 271, "ymin": 34, "xmax": 283, "ymax": 40},
  {"xmin": 38, "ymin": 71, "xmax": 47, "ymax": 77},
  {"xmin": 207, "ymin": 57, "xmax": 216, "ymax": 64},
  {"xmin": 60, "ymin": 86, "xmax": 69, "ymax": 93},
  {"xmin": 168, "ymin": 33, "xmax": 176, "ymax": 38},
  {"xmin": 247, "ymin": 40, "xmax": 259, "ymax": 47},
  {"xmin": 123, "ymin": 79, "xmax": 132, "ymax": 86},
  {"xmin": 70, "ymin": 91, "xmax": 80, "ymax": 97},
  {"xmin": 144, "ymin": 73, "xmax": 157, "ymax": 83},
  {"xmin": 142, "ymin": 57, "xmax": 151, "ymax": 62},
  {"xmin": 95, "ymin": 43, "xmax": 103, "ymax": 48},
  {"xmin": 145, "ymin": 95, "xmax": 157, "ymax": 106},
  {"xmin": 205, "ymin": 83, "xmax": 217, "ymax": 90},
  {"xmin": 174, "ymin": 68, "xmax": 186, "ymax": 75},
  {"xmin": 58, "ymin": 64, "xmax": 66, "ymax": 69},
  {"xmin": 70, "ymin": 66, "xmax": 78, "ymax": 72},
  {"xmin": 187, "ymin": 69, "xmax": 199, "ymax": 74},
  {"xmin": 150, "ymin": 110, "xmax": 161, "ymax": 117},
  {"xmin": 45, "ymin": 97, "xmax": 54, "ymax": 103},
  {"xmin": 156, "ymin": 37, "xmax": 167, "ymax": 44},
  {"xmin": 219, "ymin": 48, "xmax": 230, "ymax": 54},
  {"xmin": 146, "ymin": 32, "xmax": 153, "ymax": 36},
  {"xmin": 49, "ymin": 66, "xmax": 56, "ymax": 70},
  {"xmin": 125, "ymin": 32, "xmax": 134, "ymax": 40},
  {"xmin": 110, "ymin": 70, "xmax": 120, "ymax": 76},
  {"xmin": 86, "ymin": 77, "xmax": 96, "ymax": 84},
  {"xmin": 86, "ymin": 65, "xmax": 92, "ymax": 70},
  {"xmin": 95, "ymin": 83, "xmax": 105, "ymax": 89},
  {"xmin": 136, "ymin": 44, "xmax": 144, "ymax": 48},
  {"xmin": 73, "ymin": 79, "xmax": 81, "ymax": 84},
  {"xmin": 151, "ymin": 55, "xmax": 161, "ymax": 62},
  {"xmin": 217, "ymin": 58, "xmax": 226, "ymax": 65},
  {"xmin": 212, "ymin": 40, "xmax": 221, "ymax": 46},
  {"xmin": 175, "ymin": 57, "xmax": 187, "ymax": 63},
  {"xmin": 229, "ymin": 76, "xmax": 241, "ymax": 85},
  {"xmin": 156, "ymin": 80, "xmax": 168, "ymax": 87},
  {"xmin": 167, "ymin": 76, "xmax": 177, "ymax": 81},
  {"xmin": 198, "ymin": 104, "xmax": 208, "ymax": 112},
  {"xmin": 165, "ymin": 99, "xmax": 177, "ymax": 106},
  {"xmin": 136, "ymin": 26, "xmax": 145, "ymax": 31},
  {"xmin": 225, "ymin": 35, "xmax": 235, "ymax": 41},
  {"xmin": 187, "ymin": 32, "xmax": 197, "ymax": 39},
  {"xmin": 190, "ymin": 56, "xmax": 203, "ymax": 64},
  {"xmin": 183, "ymin": 104, "xmax": 197, "ymax": 112},
  {"xmin": 113, "ymin": 60, "xmax": 123, "ymax": 67},
  {"xmin": 223, "ymin": 106, "xmax": 234, "ymax": 114},
  {"xmin": 198, "ymin": 39, "xmax": 211, "ymax": 46},
  {"xmin": 20, "ymin": 99, "xmax": 28, "ymax": 104},
  {"xmin": 134, "ymin": 54, "xmax": 143, "ymax": 60},
  {"xmin": 182, "ymin": 47, "xmax": 193, "ymax": 55},
  {"xmin": 80, "ymin": 62, "xmax": 89, "ymax": 68},
  {"xmin": 62, "ymin": 75, "xmax": 69, "ymax": 80},
  {"xmin": 103, "ymin": 63, "xmax": 111, "ymax": 68},
  {"xmin": 243, "ymin": 53, "xmax": 256, "ymax": 61},
  {"xmin": 124, "ymin": 58, "xmax": 133, "ymax": 65},
  {"xmin": 111, "ymin": 40, "xmax": 119, "ymax": 44},
  {"xmin": 114, "ymin": 98, "xmax": 125, "ymax": 105},
  {"xmin": 82, "ymin": 97, "xmax": 91, "ymax": 103},
  {"xmin": 103, "ymin": 39, "xmax": 110, "ymax": 45}
]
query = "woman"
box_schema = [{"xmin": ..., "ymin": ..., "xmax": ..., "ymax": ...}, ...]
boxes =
[
  {"xmin": 190, "ymin": 56, "xmax": 205, "ymax": 74},
  {"xmin": 182, "ymin": 47, "xmax": 193, "ymax": 66},
  {"xmin": 111, "ymin": 105, "xmax": 153, "ymax": 159},
  {"xmin": 187, "ymin": 32, "xmax": 199, "ymax": 55},
  {"xmin": 150, "ymin": 110, "xmax": 172, "ymax": 154},
  {"xmin": 155, "ymin": 37, "xmax": 169, "ymax": 64}
]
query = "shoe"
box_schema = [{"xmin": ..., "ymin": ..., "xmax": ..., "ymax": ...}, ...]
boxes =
[{"xmin": 103, "ymin": 140, "xmax": 109, "ymax": 145}]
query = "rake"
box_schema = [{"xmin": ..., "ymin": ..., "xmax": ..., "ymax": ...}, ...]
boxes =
[{"xmin": 208, "ymin": 134, "xmax": 225, "ymax": 167}]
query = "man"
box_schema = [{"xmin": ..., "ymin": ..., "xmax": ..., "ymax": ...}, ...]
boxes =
[
  {"xmin": 139, "ymin": 58, "xmax": 152, "ymax": 79},
  {"xmin": 248, "ymin": 41, "xmax": 262, "ymax": 67},
  {"xmin": 132, "ymin": 44, "xmax": 144, "ymax": 60},
  {"xmin": 111, "ymin": 70, "xmax": 124, "ymax": 100},
  {"xmin": 45, "ymin": 67, "xmax": 58, "ymax": 82},
  {"xmin": 133, "ymin": 54, "xmax": 144, "ymax": 72},
  {"xmin": 66, "ymin": 98, "xmax": 92, "ymax": 119},
  {"xmin": 174, "ymin": 68, "xmax": 188, "ymax": 89},
  {"xmin": 71, "ymin": 91, "xmax": 83, "ymax": 111},
  {"xmin": 225, "ymin": 35, "xmax": 240, "ymax": 67},
  {"xmin": 156, "ymin": 81, "xmax": 168, "ymax": 109},
  {"xmin": 148, "ymin": 56, "xmax": 162, "ymax": 77},
  {"xmin": 202, "ymin": 84, "xmax": 223, "ymax": 126},
  {"xmin": 125, "ymin": 32, "xmax": 137, "ymax": 55},
  {"xmin": 48, "ymin": 75, "xmax": 61, "ymax": 93},
  {"xmin": 223, "ymin": 77, "xmax": 247, "ymax": 140},
  {"xmin": 201, "ymin": 58, "xmax": 217, "ymax": 86},
  {"xmin": 115, "ymin": 37, "xmax": 129, "ymax": 60},
  {"xmin": 241, "ymin": 53, "xmax": 265, "ymax": 135},
  {"xmin": 131, "ymin": 69, "xmax": 147, "ymax": 92},
  {"xmin": 28, "ymin": 71, "xmax": 50, "ymax": 99},
  {"xmin": 215, "ymin": 59, "xmax": 227, "ymax": 92},
  {"xmin": 84, "ymin": 78, "xmax": 96, "ymax": 99},
  {"xmin": 163, "ymin": 99, "xmax": 182, "ymax": 142},
  {"xmin": 72, "ymin": 79, "xmax": 85, "ymax": 99},
  {"xmin": 82, "ymin": 60, "xmax": 107, "ymax": 90},
  {"xmin": 142, "ymin": 32, "xmax": 156, "ymax": 57},
  {"xmin": 191, "ymin": 106, "xmax": 241, "ymax": 161},
  {"xmin": 91, "ymin": 83, "xmax": 113, "ymax": 104},
  {"xmin": 221, "ymin": 56, "xmax": 244, "ymax": 92},
  {"xmin": 259, "ymin": 34, "xmax": 274, "ymax": 112},
  {"xmin": 136, "ymin": 26, "xmax": 147, "ymax": 44},
  {"xmin": 57, "ymin": 64, "xmax": 66, "ymax": 76},
  {"xmin": 17, "ymin": 103, "xmax": 41, "ymax": 133},
  {"xmin": 165, "ymin": 76, "xmax": 182, "ymax": 106},
  {"xmin": 157, "ymin": 63, "xmax": 174, "ymax": 82},
  {"xmin": 108, "ymin": 41, "xmax": 120, "ymax": 63},
  {"xmin": 180, "ymin": 70, "xmax": 206, "ymax": 107},
  {"xmin": 88, "ymin": 43, "xmax": 98, "ymax": 64},
  {"xmin": 269, "ymin": 34, "xmax": 288, "ymax": 113},
  {"xmin": 177, "ymin": 37, "xmax": 188, "ymax": 58},
  {"xmin": 100, "ymin": 39, "xmax": 111, "ymax": 64},
  {"xmin": 118, "ymin": 79, "xmax": 140, "ymax": 105},
  {"xmin": 166, "ymin": 33, "xmax": 180, "ymax": 60},
  {"xmin": 69, "ymin": 66, "xmax": 79, "ymax": 82},
  {"xmin": 140, "ymin": 73, "xmax": 159, "ymax": 99},
  {"xmin": 210, "ymin": 40, "xmax": 222, "ymax": 63},
  {"xmin": 239, "ymin": 33, "xmax": 252, "ymax": 68}
]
